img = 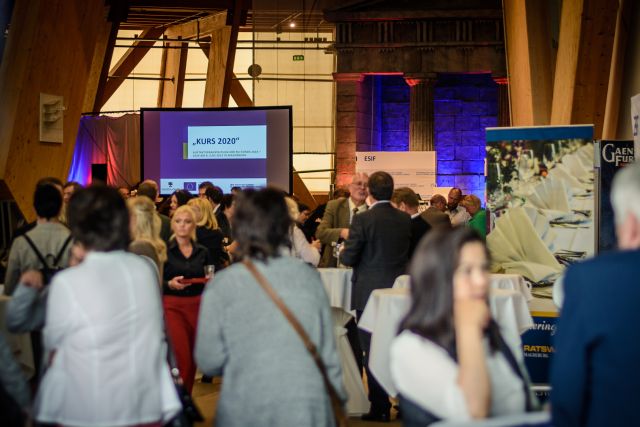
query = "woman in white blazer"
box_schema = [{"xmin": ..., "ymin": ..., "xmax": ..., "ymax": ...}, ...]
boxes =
[{"xmin": 35, "ymin": 186, "xmax": 180, "ymax": 427}]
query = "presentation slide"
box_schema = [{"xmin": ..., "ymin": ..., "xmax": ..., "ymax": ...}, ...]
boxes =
[{"xmin": 141, "ymin": 108, "xmax": 291, "ymax": 195}]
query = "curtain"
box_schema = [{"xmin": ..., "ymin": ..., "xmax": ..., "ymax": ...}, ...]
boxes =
[{"xmin": 67, "ymin": 114, "xmax": 140, "ymax": 187}]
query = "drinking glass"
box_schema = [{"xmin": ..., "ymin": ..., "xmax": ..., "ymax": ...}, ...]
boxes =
[{"xmin": 204, "ymin": 265, "xmax": 215, "ymax": 280}]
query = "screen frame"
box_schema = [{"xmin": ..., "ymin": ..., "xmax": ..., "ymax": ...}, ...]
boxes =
[{"xmin": 140, "ymin": 106, "xmax": 293, "ymax": 196}]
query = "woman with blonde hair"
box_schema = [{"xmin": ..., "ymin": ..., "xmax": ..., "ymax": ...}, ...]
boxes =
[
  {"xmin": 163, "ymin": 205, "xmax": 213, "ymax": 393},
  {"xmin": 188, "ymin": 197, "xmax": 228, "ymax": 271},
  {"xmin": 127, "ymin": 196, "xmax": 167, "ymax": 278}
]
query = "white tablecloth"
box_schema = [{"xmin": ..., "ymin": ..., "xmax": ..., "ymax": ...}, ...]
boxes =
[
  {"xmin": 393, "ymin": 274, "xmax": 533, "ymax": 302},
  {"xmin": 318, "ymin": 268, "xmax": 369, "ymax": 415},
  {"xmin": 318, "ymin": 268, "xmax": 353, "ymax": 314},
  {"xmin": 358, "ymin": 287, "xmax": 533, "ymax": 397},
  {"xmin": 0, "ymin": 294, "xmax": 35, "ymax": 379}
]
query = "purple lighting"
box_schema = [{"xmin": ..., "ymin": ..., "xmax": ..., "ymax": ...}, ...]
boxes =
[{"xmin": 434, "ymin": 73, "xmax": 497, "ymax": 202}]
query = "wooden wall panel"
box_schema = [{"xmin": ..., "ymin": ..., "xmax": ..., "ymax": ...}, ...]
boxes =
[{"xmin": 0, "ymin": 0, "xmax": 109, "ymax": 220}]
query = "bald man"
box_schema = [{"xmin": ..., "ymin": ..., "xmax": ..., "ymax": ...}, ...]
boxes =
[
  {"xmin": 420, "ymin": 194, "xmax": 452, "ymax": 229},
  {"xmin": 316, "ymin": 173, "xmax": 368, "ymax": 268}
]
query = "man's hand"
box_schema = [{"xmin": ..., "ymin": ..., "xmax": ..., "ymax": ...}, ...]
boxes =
[
  {"xmin": 20, "ymin": 270, "xmax": 44, "ymax": 291},
  {"xmin": 339, "ymin": 228, "xmax": 349, "ymax": 240}
]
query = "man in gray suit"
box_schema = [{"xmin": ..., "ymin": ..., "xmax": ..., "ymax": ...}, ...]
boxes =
[
  {"xmin": 340, "ymin": 171, "xmax": 412, "ymax": 422},
  {"xmin": 316, "ymin": 172, "xmax": 368, "ymax": 267},
  {"xmin": 421, "ymin": 194, "xmax": 452, "ymax": 229}
]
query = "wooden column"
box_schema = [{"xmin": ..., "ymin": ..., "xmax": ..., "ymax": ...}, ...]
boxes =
[
  {"xmin": 405, "ymin": 76, "xmax": 435, "ymax": 151},
  {"xmin": 550, "ymin": 0, "xmax": 618, "ymax": 138},
  {"xmin": 157, "ymin": 38, "xmax": 188, "ymax": 108},
  {"xmin": 203, "ymin": 26, "xmax": 231, "ymax": 107},
  {"xmin": 0, "ymin": 0, "xmax": 111, "ymax": 219},
  {"xmin": 503, "ymin": 0, "xmax": 554, "ymax": 126},
  {"xmin": 603, "ymin": 0, "xmax": 632, "ymax": 140}
]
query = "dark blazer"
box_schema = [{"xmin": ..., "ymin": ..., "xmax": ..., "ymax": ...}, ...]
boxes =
[
  {"xmin": 196, "ymin": 226, "xmax": 228, "ymax": 272},
  {"xmin": 551, "ymin": 249, "xmax": 640, "ymax": 427},
  {"xmin": 159, "ymin": 213, "xmax": 172, "ymax": 242},
  {"xmin": 409, "ymin": 215, "xmax": 431, "ymax": 260},
  {"xmin": 215, "ymin": 208, "xmax": 232, "ymax": 242},
  {"xmin": 420, "ymin": 206, "xmax": 451, "ymax": 230},
  {"xmin": 340, "ymin": 202, "xmax": 411, "ymax": 311},
  {"xmin": 316, "ymin": 197, "xmax": 352, "ymax": 268}
]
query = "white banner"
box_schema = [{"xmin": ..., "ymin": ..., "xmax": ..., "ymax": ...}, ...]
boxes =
[
  {"xmin": 355, "ymin": 151, "xmax": 437, "ymax": 199},
  {"xmin": 632, "ymin": 94, "xmax": 640, "ymax": 160}
]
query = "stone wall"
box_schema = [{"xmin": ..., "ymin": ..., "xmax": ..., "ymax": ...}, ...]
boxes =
[
  {"xmin": 434, "ymin": 73, "xmax": 498, "ymax": 201},
  {"xmin": 379, "ymin": 76, "xmax": 409, "ymax": 151}
]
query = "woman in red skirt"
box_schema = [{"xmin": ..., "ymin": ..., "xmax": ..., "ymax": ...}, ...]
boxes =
[{"xmin": 163, "ymin": 205, "xmax": 213, "ymax": 393}]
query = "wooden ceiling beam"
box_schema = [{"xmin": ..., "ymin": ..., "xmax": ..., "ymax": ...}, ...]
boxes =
[
  {"xmin": 98, "ymin": 26, "xmax": 165, "ymax": 110},
  {"xmin": 221, "ymin": 0, "xmax": 243, "ymax": 107},
  {"xmin": 198, "ymin": 40, "xmax": 252, "ymax": 107},
  {"xmin": 128, "ymin": 0, "xmax": 232, "ymax": 8},
  {"xmin": 166, "ymin": 11, "xmax": 227, "ymax": 39}
]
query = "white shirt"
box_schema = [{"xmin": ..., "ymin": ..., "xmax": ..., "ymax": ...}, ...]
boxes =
[
  {"xmin": 348, "ymin": 197, "xmax": 367, "ymax": 224},
  {"xmin": 449, "ymin": 205, "xmax": 471, "ymax": 226},
  {"xmin": 36, "ymin": 251, "xmax": 180, "ymax": 426},
  {"xmin": 290, "ymin": 226, "xmax": 320, "ymax": 266},
  {"xmin": 390, "ymin": 330, "xmax": 527, "ymax": 422}
]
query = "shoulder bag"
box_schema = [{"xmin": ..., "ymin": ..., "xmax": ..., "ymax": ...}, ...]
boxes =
[{"xmin": 243, "ymin": 259, "xmax": 349, "ymax": 427}]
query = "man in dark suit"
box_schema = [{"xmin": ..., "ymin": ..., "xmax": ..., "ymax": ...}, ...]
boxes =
[
  {"xmin": 551, "ymin": 163, "xmax": 640, "ymax": 427},
  {"xmin": 341, "ymin": 171, "xmax": 411, "ymax": 422},
  {"xmin": 391, "ymin": 187, "xmax": 431, "ymax": 260},
  {"xmin": 421, "ymin": 194, "xmax": 452, "ymax": 229},
  {"xmin": 205, "ymin": 186, "xmax": 231, "ymax": 241},
  {"xmin": 316, "ymin": 173, "xmax": 368, "ymax": 268}
]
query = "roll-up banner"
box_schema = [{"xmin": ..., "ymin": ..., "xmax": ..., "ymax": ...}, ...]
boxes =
[{"xmin": 485, "ymin": 125, "xmax": 595, "ymax": 388}]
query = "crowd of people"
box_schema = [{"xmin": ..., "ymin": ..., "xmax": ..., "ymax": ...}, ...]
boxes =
[{"xmin": 1, "ymin": 164, "xmax": 639, "ymax": 426}]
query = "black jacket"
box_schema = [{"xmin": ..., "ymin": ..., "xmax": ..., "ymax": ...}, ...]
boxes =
[{"xmin": 340, "ymin": 202, "xmax": 411, "ymax": 311}]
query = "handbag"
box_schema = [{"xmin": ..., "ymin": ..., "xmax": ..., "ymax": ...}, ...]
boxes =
[
  {"xmin": 164, "ymin": 332, "xmax": 204, "ymax": 427},
  {"xmin": 243, "ymin": 259, "xmax": 349, "ymax": 427}
]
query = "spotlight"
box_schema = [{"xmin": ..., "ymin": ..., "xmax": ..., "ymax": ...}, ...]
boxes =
[{"xmin": 289, "ymin": 22, "xmax": 296, "ymax": 28}]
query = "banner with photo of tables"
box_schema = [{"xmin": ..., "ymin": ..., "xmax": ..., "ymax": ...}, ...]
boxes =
[{"xmin": 485, "ymin": 125, "xmax": 595, "ymax": 391}]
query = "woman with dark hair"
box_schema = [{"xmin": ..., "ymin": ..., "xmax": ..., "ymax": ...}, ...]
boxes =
[
  {"xmin": 163, "ymin": 205, "xmax": 213, "ymax": 393},
  {"xmin": 195, "ymin": 188, "xmax": 346, "ymax": 426},
  {"xmin": 160, "ymin": 189, "xmax": 191, "ymax": 218},
  {"xmin": 390, "ymin": 227, "xmax": 534, "ymax": 426},
  {"xmin": 34, "ymin": 186, "xmax": 180, "ymax": 427}
]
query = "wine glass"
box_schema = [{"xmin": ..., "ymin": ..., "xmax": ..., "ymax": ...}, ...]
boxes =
[
  {"xmin": 204, "ymin": 265, "xmax": 215, "ymax": 281},
  {"xmin": 518, "ymin": 149, "xmax": 535, "ymax": 183},
  {"xmin": 544, "ymin": 143, "xmax": 557, "ymax": 169}
]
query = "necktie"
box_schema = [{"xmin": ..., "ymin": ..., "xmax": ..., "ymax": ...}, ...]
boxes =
[{"xmin": 351, "ymin": 207, "xmax": 359, "ymax": 224}]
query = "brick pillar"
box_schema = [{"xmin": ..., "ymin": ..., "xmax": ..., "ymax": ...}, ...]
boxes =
[
  {"xmin": 405, "ymin": 75, "xmax": 435, "ymax": 151},
  {"xmin": 333, "ymin": 72, "xmax": 364, "ymax": 187},
  {"xmin": 495, "ymin": 77, "xmax": 510, "ymax": 127}
]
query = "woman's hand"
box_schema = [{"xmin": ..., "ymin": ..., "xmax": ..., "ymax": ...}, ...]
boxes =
[
  {"xmin": 20, "ymin": 270, "xmax": 43, "ymax": 291},
  {"xmin": 168, "ymin": 276, "xmax": 189, "ymax": 290},
  {"xmin": 454, "ymin": 298, "xmax": 490, "ymax": 333},
  {"xmin": 455, "ymin": 298, "xmax": 491, "ymax": 419},
  {"xmin": 310, "ymin": 238, "xmax": 322, "ymax": 252}
]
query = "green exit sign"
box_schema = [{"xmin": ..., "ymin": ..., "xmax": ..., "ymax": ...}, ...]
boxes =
[{"xmin": 292, "ymin": 55, "xmax": 305, "ymax": 61}]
